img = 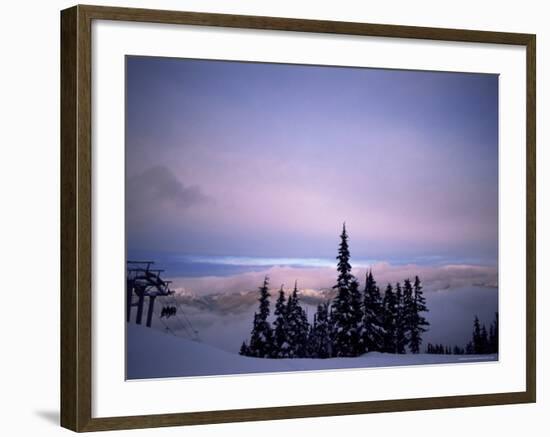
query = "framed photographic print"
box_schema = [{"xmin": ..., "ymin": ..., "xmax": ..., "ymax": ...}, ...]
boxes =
[{"xmin": 60, "ymin": 4, "xmax": 536, "ymax": 432}]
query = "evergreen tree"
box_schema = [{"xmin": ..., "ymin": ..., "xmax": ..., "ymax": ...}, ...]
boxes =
[
  {"xmin": 381, "ymin": 283, "xmax": 397, "ymax": 353},
  {"xmin": 361, "ymin": 270, "xmax": 385, "ymax": 353},
  {"xmin": 409, "ymin": 276, "xmax": 430, "ymax": 353},
  {"xmin": 488, "ymin": 323, "xmax": 495, "ymax": 354},
  {"xmin": 334, "ymin": 223, "xmax": 354, "ymax": 290},
  {"xmin": 402, "ymin": 278, "xmax": 414, "ymax": 347},
  {"xmin": 331, "ymin": 223, "xmax": 358, "ymax": 357},
  {"xmin": 307, "ymin": 313, "xmax": 317, "ymax": 358},
  {"xmin": 327, "ymin": 302, "xmax": 335, "ymax": 357},
  {"xmin": 286, "ymin": 281, "xmax": 309, "ymax": 358},
  {"xmin": 273, "ymin": 285, "xmax": 290, "ymax": 358},
  {"xmin": 489, "ymin": 312, "xmax": 499, "ymax": 354},
  {"xmin": 309, "ymin": 302, "xmax": 331, "ymax": 358},
  {"xmin": 247, "ymin": 276, "xmax": 274, "ymax": 358},
  {"xmin": 239, "ymin": 341, "xmax": 250, "ymax": 356},
  {"xmin": 394, "ymin": 282, "xmax": 407, "ymax": 354},
  {"xmin": 472, "ymin": 315, "xmax": 482, "ymax": 354},
  {"xmin": 480, "ymin": 325, "xmax": 489, "ymax": 354},
  {"xmin": 453, "ymin": 345, "xmax": 460, "ymax": 355},
  {"xmin": 349, "ymin": 278, "xmax": 364, "ymax": 356}
]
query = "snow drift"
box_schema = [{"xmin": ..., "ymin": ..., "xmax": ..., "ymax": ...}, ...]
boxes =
[{"xmin": 126, "ymin": 323, "xmax": 497, "ymax": 380}]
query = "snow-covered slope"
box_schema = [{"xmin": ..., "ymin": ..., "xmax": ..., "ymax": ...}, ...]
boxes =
[{"xmin": 126, "ymin": 324, "xmax": 497, "ymax": 380}]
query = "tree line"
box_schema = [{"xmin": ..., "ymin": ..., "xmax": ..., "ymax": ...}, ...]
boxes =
[
  {"xmin": 239, "ymin": 224, "xmax": 430, "ymax": 359},
  {"xmin": 426, "ymin": 312, "xmax": 498, "ymax": 355}
]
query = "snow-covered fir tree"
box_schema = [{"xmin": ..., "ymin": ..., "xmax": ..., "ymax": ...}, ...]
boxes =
[
  {"xmin": 361, "ymin": 270, "xmax": 384, "ymax": 353},
  {"xmin": 402, "ymin": 278, "xmax": 414, "ymax": 346},
  {"xmin": 327, "ymin": 302, "xmax": 335, "ymax": 354},
  {"xmin": 381, "ymin": 283, "xmax": 397, "ymax": 353},
  {"xmin": 286, "ymin": 281, "xmax": 309, "ymax": 358},
  {"xmin": 472, "ymin": 315, "xmax": 482, "ymax": 354},
  {"xmin": 349, "ymin": 278, "xmax": 364, "ymax": 356},
  {"xmin": 408, "ymin": 275, "xmax": 429, "ymax": 353},
  {"xmin": 489, "ymin": 312, "xmax": 499, "ymax": 353},
  {"xmin": 394, "ymin": 282, "xmax": 407, "ymax": 354},
  {"xmin": 306, "ymin": 314, "xmax": 317, "ymax": 358},
  {"xmin": 247, "ymin": 276, "xmax": 274, "ymax": 358},
  {"xmin": 331, "ymin": 223, "xmax": 361, "ymax": 357},
  {"xmin": 480, "ymin": 325, "xmax": 489, "ymax": 354},
  {"xmin": 308, "ymin": 302, "xmax": 331, "ymax": 358},
  {"xmin": 272, "ymin": 285, "xmax": 290, "ymax": 358}
]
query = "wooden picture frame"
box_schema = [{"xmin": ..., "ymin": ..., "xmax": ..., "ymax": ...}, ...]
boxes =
[{"xmin": 60, "ymin": 4, "xmax": 536, "ymax": 432}]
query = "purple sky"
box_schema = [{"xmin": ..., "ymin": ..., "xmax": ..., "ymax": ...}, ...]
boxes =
[{"xmin": 126, "ymin": 56, "xmax": 498, "ymax": 265}]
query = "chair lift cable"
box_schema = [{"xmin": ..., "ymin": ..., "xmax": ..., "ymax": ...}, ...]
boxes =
[
  {"xmin": 169, "ymin": 293, "xmax": 200, "ymax": 341},
  {"xmin": 158, "ymin": 294, "xmax": 192, "ymax": 338}
]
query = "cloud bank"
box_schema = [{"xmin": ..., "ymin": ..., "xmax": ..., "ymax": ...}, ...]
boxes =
[{"xmin": 169, "ymin": 262, "xmax": 497, "ymax": 297}]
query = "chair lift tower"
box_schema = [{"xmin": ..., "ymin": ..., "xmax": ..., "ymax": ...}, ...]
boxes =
[{"xmin": 126, "ymin": 261, "xmax": 173, "ymax": 328}]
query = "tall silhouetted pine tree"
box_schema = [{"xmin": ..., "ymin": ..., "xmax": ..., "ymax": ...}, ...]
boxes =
[
  {"xmin": 453, "ymin": 345, "xmax": 465, "ymax": 355},
  {"xmin": 331, "ymin": 223, "xmax": 360, "ymax": 357},
  {"xmin": 472, "ymin": 315, "xmax": 482, "ymax": 354},
  {"xmin": 273, "ymin": 285, "xmax": 290, "ymax": 358},
  {"xmin": 394, "ymin": 282, "xmax": 407, "ymax": 354},
  {"xmin": 408, "ymin": 276, "xmax": 429, "ymax": 353},
  {"xmin": 328, "ymin": 302, "xmax": 335, "ymax": 354},
  {"xmin": 480, "ymin": 325, "xmax": 489, "ymax": 354},
  {"xmin": 361, "ymin": 270, "xmax": 384, "ymax": 353},
  {"xmin": 381, "ymin": 283, "xmax": 397, "ymax": 352},
  {"xmin": 349, "ymin": 278, "xmax": 364, "ymax": 355},
  {"xmin": 489, "ymin": 312, "xmax": 499, "ymax": 354},
  {"xmin": 247, "ymin": 276, "xmax": 273, "ymax": 358},
  {"xmin": 307, "ymin": 314, "xmax": 317, "ymax": 358},
  {"xmin": 309, "ymin": 302, "xmax": 331, "ymax": 358},
  {"xmin": 402, "ymin": 278, "xmax": 414, "ymax": 347},
  {"xmin": 286, "ymin": 281, "xmax": 309, "ymax": 358}
]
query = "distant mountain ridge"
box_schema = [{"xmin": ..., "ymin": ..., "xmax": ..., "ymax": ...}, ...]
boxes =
[
  {"xmin": 173, "ymin": 288, "xmax": 336, "ymax": 315},
  {"xmin": 171, "ymin": 280, "xmax": 497, "ymax": 316}
]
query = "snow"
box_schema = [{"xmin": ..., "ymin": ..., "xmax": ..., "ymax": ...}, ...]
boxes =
[{"xmin": 127, "ymin": 323, "xmax": 498, "ymax": 380}]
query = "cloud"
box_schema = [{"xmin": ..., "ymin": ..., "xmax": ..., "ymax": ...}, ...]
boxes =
[
  {"xmin": 126, "ymin": 166, "xmax": 212, "ymax": 249},
  {"xmin": 127, "ymin": 165, "xmax": 209, "ymax": 212},
  {"xmin": 168, "ymin": 262, "xmax": 498, "ymax": 297}
]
